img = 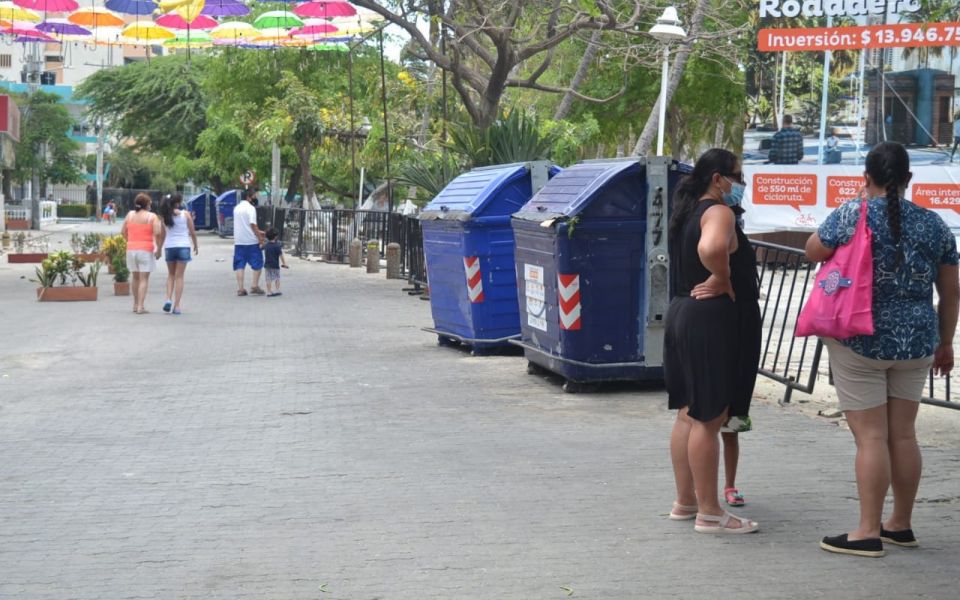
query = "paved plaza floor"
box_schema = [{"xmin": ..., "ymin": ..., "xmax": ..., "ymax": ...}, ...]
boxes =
[{"xmin": 1, "ymin": 223, "xmax": 958, "ymax": 599}]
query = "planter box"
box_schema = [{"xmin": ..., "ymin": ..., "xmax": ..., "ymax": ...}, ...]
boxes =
[
  {"xmin": 114, "ymin": 282, "xmax": 130, "ymax": 296},
  {"xmin": 36, "ymin": 287, "xmax": 98, "ymax": 302},
  {"xmin": 8, "ymin": 253, "xmax": 48, "ymax": 263},
  {"xmin": 5, "ymin": 219, "xmax": 29, "ymax": 230},
  {"xmin": 76, "ymin": 253, "xmax": 106, "ymax": 263}
]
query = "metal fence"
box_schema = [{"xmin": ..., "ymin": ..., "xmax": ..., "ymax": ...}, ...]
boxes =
[
  {"xmin": 255, "ymin": 207, "xmax": 427, "ymax": 290},
  {"xmin": 750, "ymin": 240, "xmax": 957, "ymax": 409}
]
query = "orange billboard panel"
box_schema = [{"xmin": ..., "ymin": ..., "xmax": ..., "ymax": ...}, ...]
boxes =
[
  {"xmin": 912, "ymin": 184, "xmax": 960, "ymax": 213},
  {"xmin": 752, "ymin": 174, "xmax": 817, "ymax": 211},
  {"xmin": 826, "ymin": 176, "xmax": 864, "ymax": 208},
  {"xmin": 759, "ymin": 22, "xmax": 960, "ymax": 52}
]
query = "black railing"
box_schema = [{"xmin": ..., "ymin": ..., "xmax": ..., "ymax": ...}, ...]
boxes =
[
  {"xmin": 752, "ymin": 241, "xmax": 824, "ymax": 404},
  {"xmin": 398, "ymin": 214, "xmax": 427, "ymax": 289},
  {"xmin": 750, "ymin": 240, "xmax": 957, "ymax": 410}
]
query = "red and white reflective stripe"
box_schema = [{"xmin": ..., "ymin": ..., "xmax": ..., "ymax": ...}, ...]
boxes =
[
  {"xmin": 464, "ymin": 256, "xmax": 484, "ymax": 303},
  {"xmin": 558, "ymin": 273, "xmax": 581, "ymax": 330}
]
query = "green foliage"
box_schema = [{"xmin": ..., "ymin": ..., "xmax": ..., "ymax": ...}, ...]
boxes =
[
  {"xmin": 77, "ymin": 261, "xmax": 101, "ymax": 287},
  {"xmin": 102, "ymin": 234, "xmax": 126, "ymax": 264},
  {"xmin": 396, "ymin": 152, "xmax": 458, "ymax": 199},
  {"xmin": 70, "ymin": 232, "xmax": 102, "ymax": 253},
  {"xmin": 11, "ymin": 90, "xmax": 83, "ymax": 188},
  {"xmin": 59, "ymin": 205, "xmax": 92, "ymax": 218},
  {"xmin": 446, "ymin": 110, "xmax": 560, "ymax": 168},
  {"xmin": 33, "ymin": 250, "xmax": 100, "ymax": 287},
  {"xmin": 112, "ymin": 256, "xmax": 129, "ymax": 283}
]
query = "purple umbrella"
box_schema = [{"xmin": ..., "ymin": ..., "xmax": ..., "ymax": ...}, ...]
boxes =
[
  {"xmin": 201, "ymin": 0, "xmax": 249, "ymax": 17},
  {"xmin": 103, "ymin": 0, "xmax": 156, "ymax": 16},
  {"xmin": 36, "ymin": 19, "xmax": 90, "ymax": 35}
]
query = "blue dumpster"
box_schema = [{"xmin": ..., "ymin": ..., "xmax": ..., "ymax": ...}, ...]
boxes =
[
  {"xmin": 215, "ymin": 189, "xmax": 241, "ymax": 238},
  {"xmin": 186, "ymin": 192, "xmax": 217, "ymax": 230},
  {"xmin": 510, "ymin": 157, "xmax": 689, "ymax": 391},
  {"xmin": 421, "ymin": 161, "xmax": 556, "ymax": 353}
]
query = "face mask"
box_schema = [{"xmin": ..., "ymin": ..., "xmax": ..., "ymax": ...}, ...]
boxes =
[{"xmin": 723, "ymin": 178, "xmax": 745, "ymax": 208}]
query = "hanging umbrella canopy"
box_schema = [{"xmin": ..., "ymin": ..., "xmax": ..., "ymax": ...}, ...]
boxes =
[
  {"xmin": 65, "ymin": 25, "xmax": 121, "ymax": 44},
  {"xmin": 200, "ymin": 0, "xmax": 247, "ymax": 17},
  {"xmin": 307, "ymin": 42, "xmax": 347, "ymax": 52},
  {"xmin": 155, "ymin": 13, "xmax": 217, "ymax": 30},
  {"xmin": 12, "ymin": 0, "xmax": 78, "ymax": 12},
  {"xmin": 68, "ymin": 7, "xmax": 124, "ymax": 27},
  {"xmin": 156, "ymin": 0, "xmax": 205, "ymax": 22},
  {"xmin": 164, "ymin": 30, "xmax": 211, "ymax": 47},
  {"xmin": 3, "ymin": 21, "xmax": 54, "ymax": 39},
  {"xmin": 209, "ymin": 20, "xmax": 256, "ymax": 39},
  {"xmin": 252, "ymin": 26, "xmax": 292, "ymax": 41},
  {"xmin": 120, "ymin": 20, "xmax": 175, "ymax": 41},
  {"xmin": 0, "ymin": 2, "xmax": 39, "ymax": 22},
  {"xmin": 293, "ymin": 1, "xmax": 355, "ymax": 19},
  {"xmin": 104, "ymin": 0, "xmax": 157, "ymax": 16},
  {"xmin": 253, "ymin": 10, "xmax": 302, "ymax": 29},
  {"xmin": 36, "ymin": 18, "xmax": 89, "ymax": 35},
  {"xmin": 291, "ymin": 19, "xmax": 337, "ymax": 37}
]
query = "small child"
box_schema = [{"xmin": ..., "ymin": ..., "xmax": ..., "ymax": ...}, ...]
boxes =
[{"xmin": 263, "ymin": 228, "xmax": 288, "ymax": 297}]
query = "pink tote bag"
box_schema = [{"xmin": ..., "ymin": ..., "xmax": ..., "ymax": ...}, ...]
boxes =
[{"xmin": 795, "ymin": 200, "xmax": 874, "ymax": 338}]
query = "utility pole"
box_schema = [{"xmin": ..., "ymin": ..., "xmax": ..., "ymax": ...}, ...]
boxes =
[
  {"xmin": 95, "ymin": 118, "xmax": 104, "ymax": 218},
  {"xmin": 25, "ymin": 43, "xmax": 42, "ymax": 231}
]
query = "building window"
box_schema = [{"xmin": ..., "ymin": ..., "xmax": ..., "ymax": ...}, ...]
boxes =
[
  {"xmin": 45, "ymin": 55, "xmax": 63, "ymax": 64},
  {"xmin": 0, "ymin": 54, "xmax": 11, "ymax": 68}
]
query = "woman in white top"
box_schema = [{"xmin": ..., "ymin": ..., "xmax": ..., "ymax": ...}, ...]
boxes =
[{"xmin": 157, "ymin": 193, "xmax": 199, "ymax": 315}]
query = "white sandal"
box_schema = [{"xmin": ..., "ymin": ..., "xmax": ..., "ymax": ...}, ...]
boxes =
[
  {"xmin": 669, "ymin": 501, "xmax": 699, "ymax": 521},
  {"xmin": 694, "ymin": 511, "xmax": 759, "ymax": 534}
]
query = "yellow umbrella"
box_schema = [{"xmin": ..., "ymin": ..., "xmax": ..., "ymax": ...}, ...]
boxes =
[
  {"xmin": 120, "ymin": 20, "xmax": 175, "ymax": 41},
  {"xmin": 156, "ymin": 0, "xmax": 205, "ymax": 23},
  {"xmin": 68, "ymin": 8, "xmax": 125, "ymax": 28},
  {"xmin": 209, "ymin": 20, "xmax": 256, "ymax": 40},
  {"xmin": 0, "ymin": 1, "xmax": 40, "ymax": 22},
  {"xmin": 64, "ymin": 27, "xmax": 122, "ymax": 45}
]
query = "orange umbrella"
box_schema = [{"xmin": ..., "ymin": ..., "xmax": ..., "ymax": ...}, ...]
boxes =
[{"xmin": 68, "ymin": 7, "xmax": 124, "ymax": 28}]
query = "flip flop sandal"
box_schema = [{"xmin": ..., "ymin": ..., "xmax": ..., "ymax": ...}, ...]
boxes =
[
  {"xmin": 162, "ymin": 301, "xmax": 172, "ymax": 313},
  {"xmin": 724, "ymin": 487, "xmax": 745, "ymax": 507},
  {"xmin": 694, "ymin": 511, "xmax": 759, "ymax": 534},
  {"xmin": 669, "ymin": 502, "xmax": 699, "ymax": 521}
]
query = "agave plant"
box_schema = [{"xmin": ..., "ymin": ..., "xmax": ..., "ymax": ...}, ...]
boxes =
[
  {"xmin": 77, "ymin": 261, "xmax": 101, "ymax": 287},
  {"xmin": 396, "ymin": 153, "xmax": 459, "ymax": 198},
  {"xmin": 446, "ymin": 109, "xmax": 559, "ymax": 168}
]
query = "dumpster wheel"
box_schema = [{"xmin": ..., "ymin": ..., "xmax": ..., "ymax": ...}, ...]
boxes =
[
  {"xmin": 562, "ymin": 380, "xmax": 596, "ymax": 394},
  {"xmin": 526, "ymin": 361, "xmax": 548, "ymax": 375}
]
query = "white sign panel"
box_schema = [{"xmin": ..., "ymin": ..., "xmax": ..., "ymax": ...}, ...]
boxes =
[{"xmin": 524, "ymin": 263, "xmax": 547, "ymax": 332}]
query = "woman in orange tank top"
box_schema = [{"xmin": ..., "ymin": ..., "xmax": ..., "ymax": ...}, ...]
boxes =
[{"xmin": 121, "ymin": 193, "xmax": 161, "ymax": 314}]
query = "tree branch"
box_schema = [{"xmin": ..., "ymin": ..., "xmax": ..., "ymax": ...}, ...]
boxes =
[{"xmin": 506, "ymin": 78, "xmax": 626, "ymax": 104}]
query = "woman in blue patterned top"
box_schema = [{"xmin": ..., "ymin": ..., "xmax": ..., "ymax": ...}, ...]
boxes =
[{"xmin": 806, "ymin": 142, "xmax": 959, "ymax": 558}]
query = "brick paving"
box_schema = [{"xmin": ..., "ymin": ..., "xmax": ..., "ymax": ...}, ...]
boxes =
[{"xmin": 1, "ymin": 223, "xmax": 958, "ymax": 600}]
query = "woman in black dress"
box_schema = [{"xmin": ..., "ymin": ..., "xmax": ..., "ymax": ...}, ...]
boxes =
[{"xmin": 663, "ymin": 149, "xmax": 761, "ymax": 534}]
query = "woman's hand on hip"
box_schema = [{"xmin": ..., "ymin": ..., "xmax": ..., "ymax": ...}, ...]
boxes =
[
  {"xmin": 933, "ymin": 343, "xmax": 954, "ymax": 376},
  {"xmin": 691, "ymin": 274, "xmax": 735, "ymax": 302}
]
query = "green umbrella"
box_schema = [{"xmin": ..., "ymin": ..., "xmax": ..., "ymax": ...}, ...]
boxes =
[
  {"xmin": 253, "ymin": 10, "xmax": 303, "ymax": 30},
  {"xmin": 308, "ymin": 43, "xmax": 348, "ymax": 53},
  {"xmin": 164, "ymin": 31, "xmax": 213, "ymax": 48}
]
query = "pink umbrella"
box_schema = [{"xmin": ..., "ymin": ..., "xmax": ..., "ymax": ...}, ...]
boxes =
[
  {"xmin": 293, "ymin": 1, "xmax": 356, "ymax": 19},
  {"xmin": 4, "ymin": 22, "xmax": 54, "ymax": 39},
  {"xmin": 12, "ymin": 0, "xmax": 78, "ymax": 12},
  {"xmin": 291, "ymin": 20, "xmax": 338, "ymax": 36},
  {"xmin": 155, "ymin": 13, "xmax": 218, "ymax": 30}
]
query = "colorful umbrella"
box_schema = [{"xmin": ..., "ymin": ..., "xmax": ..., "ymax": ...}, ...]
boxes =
[
  {"xmin": 293, "ymin": 1, "xmax": 355, "ymax": 19},
  {"xmin": 209, "ymin": 20, "xmax": 256, "ymax": 39},
  {"xmin": 155, "ymin": 13, "xmax": 217, "ymax": 30},
  {"xmin": 291, "ymin": 20, "xmax": 338, "ymax": 37},
  {"xmin": 3, "ymin": 22, "xmax": 54, "ymax": 39},
  {"xmin": 253, "ymin": 26, "xmax": 292, "ymax": 42},
  {"xmin": 0, "ymin": 2, "xmax": 40, "ymax": 22},
  {"xmin": 307, "ymin": 42, "xmax": 347, "ymax": 52},
  {"xmin": 68, "ymin": 7, "xmax": 124, "ymax": 27},
  {"xmin": 36, "ymin": 18, "xmax": 90, "ymax": 35},
  {"xmin": 200, "ymin": 0, "xmax": 247, "ymax": 17},
  {"xmin": 164, "ymin": 30, "xmax": 211, "ymax": 47},
  {"xmin": 12, "ymin": 0, "xmax": 78, "ymax": 12},
  {"xmin": 120, "ymin": 20, "xmax": 175, "ymax": 41},
  {"xmin": 253, "ymin": 10, "xmax": 302, "ymax": 29},
  {"xmin": 156, "ymin": 0, "xmax": 205, "ymax": 22},
  {"xmin": 104, "ymin": 0, "xmax": 157, "ymax": 16}
]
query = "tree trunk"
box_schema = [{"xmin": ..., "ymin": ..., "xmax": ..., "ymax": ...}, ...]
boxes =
[
  {"xmin": 297, "ymin": 146, "xmax": 319, "ymax": 210},
  {"xmin": 554, "ymin": 30, "xmax": 603, "ymax": 121},
  {"xmin": 631, "ymin": 0, "xmax": 709, "ymax": 157},
  {"xmin": 714, "ymin": 121, "xmax": 726, "ymax": 147},
  {"xmin": 285, "ymin": 164, "xmax": 300, "ymax": 205}
]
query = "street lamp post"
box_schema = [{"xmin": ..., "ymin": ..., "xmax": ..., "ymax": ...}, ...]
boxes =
[{"xmin": 649, "ymin": 7, "xmax": 687, "ymax": 157}]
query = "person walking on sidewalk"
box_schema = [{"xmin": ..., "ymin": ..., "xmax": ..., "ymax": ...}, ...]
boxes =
[
  {"xmin": 233, "ymin": 188, "xmax": 265, "ymax": 296},
  {"xmin": 806, "ymin": 142, "xmax": 959, "ymax": 558},
  {"xmin": 663, "ymin": 148, "xmax": 761, "ymax": 534},
  {"xmin": 121, "ymin": 193, "xmax": 162, "ymax": 314},
  {"xmin": 158, "ymin": 193, "xmax": 199, "ymax": 315},
  {"xmin": 262, "ymin": 228, "xmax": 288, "ymax": 297}
]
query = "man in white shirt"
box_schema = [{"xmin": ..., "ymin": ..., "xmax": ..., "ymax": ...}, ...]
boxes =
[{"xmin": 233, "ymin": 188, "xmax": 266, "ymax": 296}]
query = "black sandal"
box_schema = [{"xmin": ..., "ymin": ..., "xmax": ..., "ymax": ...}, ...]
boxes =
[{"xmin": 820, "ymin": 534, "xmax": 884, "ymax": 557}]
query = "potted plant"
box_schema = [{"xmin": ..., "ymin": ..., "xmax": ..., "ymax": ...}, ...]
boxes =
[
  {"xmin": 7, "ymin": 232, "xmax": 49, "ymax": 263},
  {"xmin": 32, "ymin": 250, "xmax": 100, "ymax": 301},
  {"xmin": 102, "ymin": 234, "xmax": 126, "ymax": 274},
  {"xmin": 112, "ymin": 256, "xmax": 130, "ymax": 295},
  {"xmin": 75, "ymin": 233, "xmax": 106, "ymax": 262}
]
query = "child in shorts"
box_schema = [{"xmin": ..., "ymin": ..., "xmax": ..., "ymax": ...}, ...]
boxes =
[{"xmin": 263, "ymin": 228, "xmax": 288, "ymax": 297}]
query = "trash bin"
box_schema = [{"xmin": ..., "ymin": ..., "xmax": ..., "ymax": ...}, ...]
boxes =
[
  {"xmin": 186, "ymin": 192, "xmax": 217, "ymax": 230},
  {"xmin": 421, "ymin": 161, "xmax": 556, "ymax": 353},
  {"xmin": 215, "ymin": 189, "xmax": 241, "ymax": 238},
  {"xmin": 510, "ymin": 157, "xmax": 688, "ymax": 391}
]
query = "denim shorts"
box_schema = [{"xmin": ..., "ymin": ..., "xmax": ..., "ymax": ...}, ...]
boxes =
[
  {"xmin": 165, "ymin": 247, "xmax": 191, "ymax": 263},
  {"xmin": 233, "ymin": 244, "xmax": 264, "ymax": 271}
]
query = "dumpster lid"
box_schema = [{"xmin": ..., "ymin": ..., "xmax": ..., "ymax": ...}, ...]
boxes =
[
  {"xmin": 515, "ymin": 159, "xmax": 643, "ymax": 220},
  {"xmin": 421, "ymin": 162, "xmax": 535, "ymax": 219}
]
